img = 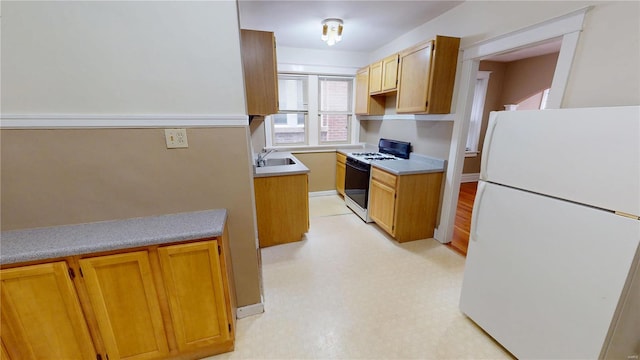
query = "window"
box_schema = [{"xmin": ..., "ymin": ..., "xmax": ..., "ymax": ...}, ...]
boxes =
[
  {"xmin": 272, "ymin": 75, "xmax": 308, "ymax": 145},
  {"xmin": 319, "ymin": 77, "xmax": 352, "ymax": 143},
  {"xmin": 266, "ymin": 74, "xmax": 354, "ymax": 147},
  {"xmin": 466, "ymin": 71, "xmax": 491, "ymax": 154}
]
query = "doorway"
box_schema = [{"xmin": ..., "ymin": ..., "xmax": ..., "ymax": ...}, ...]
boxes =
[
  {"xmin": 449, "ymin": 45, "xmax": 561, "ymax": 255},
  {"xmin": 437, "ymin": 7, "xmax": 590, "ymax": 247}
]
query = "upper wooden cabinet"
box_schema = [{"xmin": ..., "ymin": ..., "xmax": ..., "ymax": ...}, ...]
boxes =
[
  {"xmin": 370, "ymin": 54, "xmax": 399, "ymax": 95},
  {"xmin": 396, "ymin": 35, "xmax": 460, "ymax": 114},
  {"xmin": 241, "ymin": 29, "xmax": 279, "ymax": 116},
  {"xmin": 368, "ymin": 61, "xmax": 383, "ymax": 94},
  {"xmin": 355, "ymin": 67, "xmax": 385, "ymax": 115}
]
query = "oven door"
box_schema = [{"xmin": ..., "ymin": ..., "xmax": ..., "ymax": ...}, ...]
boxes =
[{"xmin": 345, "ymin": 158, "xmax": 371, "ymax": 210}]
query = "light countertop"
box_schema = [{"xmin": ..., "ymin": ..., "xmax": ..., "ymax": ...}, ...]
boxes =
[
  {"xmin": 0, "ymin": 209, "xmax": 227, "ymax": 265},
  {"xmin": 253, "ymin": 152, "xmax": 310, "ymax": 178},
  {"xmin": 338, "ymin": 148, "xmax": 445, "ymax": 175}
]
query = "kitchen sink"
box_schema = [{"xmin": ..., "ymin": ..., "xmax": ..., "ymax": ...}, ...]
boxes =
[{"xmin": 258, "ymin": 158, "xmax": 296, "ymax": 167}]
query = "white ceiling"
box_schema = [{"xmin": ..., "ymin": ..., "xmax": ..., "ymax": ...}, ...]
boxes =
[{"xmin": 238, "ymin": 0, "xmax": 464, "ymax": 53}]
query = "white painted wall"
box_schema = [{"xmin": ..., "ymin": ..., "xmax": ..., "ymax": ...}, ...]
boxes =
[
  {"xmin": 1, "ymin": 1, "xmax": 246, "ymax": 115},
  {"xmin": 563, "ymin": 1, "xmax": 640, "ymax": 107},
  {"xmin": 370, "ymin": 0, "xmax": 639, "ymax": 110},
  {"xmin": 277, "ymin": 46, "xmax": 369, "ymax": 75}
]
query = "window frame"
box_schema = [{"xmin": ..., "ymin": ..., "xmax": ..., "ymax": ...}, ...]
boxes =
[
  {"xmin": 265, "ymin": 73, "xmax": 357, "ymax": 149},
  {"xmin": 318, "ymin": 76, "xmax": 353, "ymax": 145},
  {"xmin": 465, "ymin": 71, "xmax": 491, "ymax": 156}
]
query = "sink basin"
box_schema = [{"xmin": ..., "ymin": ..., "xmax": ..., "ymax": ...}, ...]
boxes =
[{"xmin": 258, "ymin": 158, "xmax": 296, "ymax": 167}]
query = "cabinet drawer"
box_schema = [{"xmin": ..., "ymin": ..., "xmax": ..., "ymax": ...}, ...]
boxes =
[
  {"xmin": 336, "ymin": 152, "xmax": 346, "ymax": 164},
  {"xmin": 372, "ymin": 167, "xmax": 397, "ymax": 188}
]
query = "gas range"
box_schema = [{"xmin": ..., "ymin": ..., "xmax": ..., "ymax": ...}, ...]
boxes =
[
  {"xmin": 347, "ymin": 152, "xmax": 403, "ymax": 164},
  {"xmin": 343, "ymin": 138, "xmax": 412, "ymax": 223}
]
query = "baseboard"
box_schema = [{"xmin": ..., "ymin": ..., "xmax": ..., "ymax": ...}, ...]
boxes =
[
  {"xmin": 236, "ymin": 302, "xmax": 264, "ymax": 319},
  {"xmin": 461, "ymin": 173, "xmax": 480, "ymax": 183},
  {"xmin": 309, "ymin": 190, "xmax": 338, "ymax": 197}
]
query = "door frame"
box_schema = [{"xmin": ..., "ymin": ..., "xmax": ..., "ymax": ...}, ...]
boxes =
[{"xmin": 435, "ymin": 6, "xmax": 592, "ymax": 244}]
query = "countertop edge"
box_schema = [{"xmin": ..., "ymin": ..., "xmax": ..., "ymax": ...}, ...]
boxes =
[
  {"xmin": 372, "ymin": 163, "xmax": 445, "ymax": 175},
  {"xmin": 1, "ymin": 209, "xmax": 228, "ymax": 266}
]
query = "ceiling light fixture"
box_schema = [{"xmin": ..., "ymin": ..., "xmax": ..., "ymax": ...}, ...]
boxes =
[{"xmin": 321, "ymin": 18, "xmax": 343, "ymax": 46}]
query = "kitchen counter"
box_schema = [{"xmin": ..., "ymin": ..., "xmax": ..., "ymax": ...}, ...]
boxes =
[
  {"xmin": 338, "ymin": 148, "xmax": 445, "ymax": 176},
  {"xmin": 372, "ymin": 155, "xmax": 445, "ymax": 175},
  {"xmin": 253, "ymin": 151, "xmax": 310, "ymax": 178},
  {"xmin": 0, "ymin": 209, "xmax": 227, "ymax": 265}
]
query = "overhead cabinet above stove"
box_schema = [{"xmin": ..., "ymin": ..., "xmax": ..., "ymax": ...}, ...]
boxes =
[{"xmin": 355, "ymin": 35, "xmax": 460, "ymax": 115}]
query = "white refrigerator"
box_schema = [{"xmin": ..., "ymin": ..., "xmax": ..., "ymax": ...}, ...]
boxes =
[{"xmin": 460, "ymin": 106, "xmax": 640, "ymax": 359}]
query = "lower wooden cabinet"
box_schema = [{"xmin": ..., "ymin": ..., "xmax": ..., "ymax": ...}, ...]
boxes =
[
  {"xmin": 369, "ymin": 167, "xmax": 443, "ymax": 242},
  {"xmin": 1, "ymin": 236, "xmax": 235, "ymax": 360},
  {"xmin": 336, "ymin": 153, "xmax": 346, "ymax": 196},
  {"xmin": 369, "ymin": 175, "xmax": 397, "ymax": 235},
  {"xmin": 0, "ymin": 262, "xmax": 97, "ymax": 360},
  {"xmin": 254, "ymin": 174, "xmax": 309, "ymax": 248},
  {"xmin": 158, "ymin": 241, "xmax": 232, "ymax": 352},
  {"xmin": 80, "ymin": 251, "xmax": 170, "ymax": 360}
]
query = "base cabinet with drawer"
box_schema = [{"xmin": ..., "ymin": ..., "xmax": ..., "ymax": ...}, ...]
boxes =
[
  {"xmin": 0, "ymin": 234, "xmax": 235, "ymax": 360},
  {"xmin": 369, "ymin": 167, "xmax": 443, "ymax": 242}
]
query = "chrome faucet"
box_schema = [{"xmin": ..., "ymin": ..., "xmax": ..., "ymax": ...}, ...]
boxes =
[{"xmin": 256, "ymin": 148, "xmax": 276, "ymax": 167}]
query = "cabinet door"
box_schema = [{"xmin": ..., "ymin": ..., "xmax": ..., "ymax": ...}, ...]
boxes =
[
  {"xmin": 336, "ymin": 153, "xmax": 346, "ymax": 196},
  {"xmin": 241, "ymin": 29, "xmax": 279, "ymax": 115},
  {"xmin": 80, "ymin": 252, "xmax": 169, "ymax": 360},
  {"xmin": 368, "ymin": 62, "xmax": 382, "ymax": 94},
  {"xmin": 369, "ymin": 179, "xmax": 397, "ymax": 235},
  {"xmin": 354, "ymin": 67, "xmax": 371, "ymax": 114},
  {"xmin": 0, "ymin": 262, "xmax": 96, "ymax": 360},
  {"xmin": 158, "ymin": 240, "xmax": 231, "ymax": 352},
  {"xmin": 396, "ymin": 41, "xmax": 433, "ymax": 113},
  {"xmin": 381, "ymin": 54, "xmax": 399, "ymax": 92},
  {"xmin": 1, "ymin": 339, "xmax": 9, "ymax": 360},
  {"xmin": 254, "ymin": 174, "xmax": 309, "ymax": 247}
]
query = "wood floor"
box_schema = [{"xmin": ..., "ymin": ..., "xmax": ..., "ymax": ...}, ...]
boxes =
[{"xmin": 448, "ymin": 182, "xmax": 478, "ymax": 256}]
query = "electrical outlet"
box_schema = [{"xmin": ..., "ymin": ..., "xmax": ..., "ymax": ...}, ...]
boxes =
[{"xmin": 165, "ymin": 129, "xmax": 188, "ymax": 149}]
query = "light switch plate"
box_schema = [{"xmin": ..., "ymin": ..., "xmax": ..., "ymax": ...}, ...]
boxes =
[{"xmin": 165, "ymin": 129, "xmax": 188, "ymax": 148}]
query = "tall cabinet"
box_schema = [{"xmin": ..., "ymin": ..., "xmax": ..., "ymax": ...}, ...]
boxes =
[{"xmin": 241, "ymin": 29, "xmax": 279, "ymax": 116}]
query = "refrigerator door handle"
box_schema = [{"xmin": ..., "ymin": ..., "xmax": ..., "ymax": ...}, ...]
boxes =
[
  {"xmin": 480, "ymin": 113, "xmax": 499, "ymax": 181},
  {"xmin": 470, "ymin": 181, "xmax": 487, "ymax": 242}
]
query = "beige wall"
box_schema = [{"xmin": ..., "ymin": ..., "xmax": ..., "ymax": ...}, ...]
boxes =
[
  {"xmin": 501, "ymin": 52, "xmax": 559, "ymax": 106},
  {"xmin": 291, "ymin": 152, "xmax": 337, "ymax": 192},
  {"xmin": 0, "ymin": 1, "xmax": 262, "ymax": 307},
  {"xmin": 0, "ymin": 127, "xmax": 262, "ymax": 306},
  {"xmin": 463, "ymin": 53, "xmax": 558, "ymax": 175}
]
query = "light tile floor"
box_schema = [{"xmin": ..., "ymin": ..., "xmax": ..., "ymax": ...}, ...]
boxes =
[{"xmin": 210, "ymin": 195, "xmax": 513, "ymax": 359}]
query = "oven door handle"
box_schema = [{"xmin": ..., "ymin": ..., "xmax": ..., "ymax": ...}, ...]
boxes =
[{"xmin": 346, "ymin": 160, "xmax": 370, "ymax": 172}]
